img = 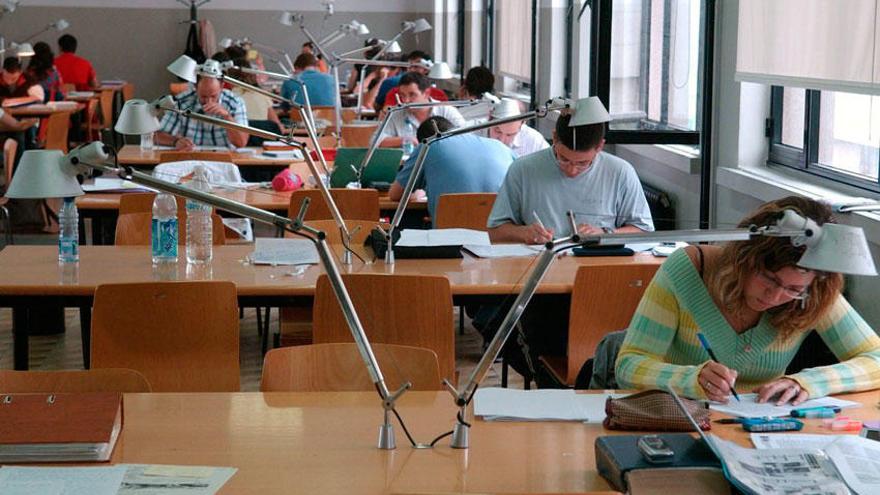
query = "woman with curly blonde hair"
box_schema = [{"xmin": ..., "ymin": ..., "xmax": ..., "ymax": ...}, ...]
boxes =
[{"xmin": 616, "ymin": 196, "xmax": 880, "ymax": 405}]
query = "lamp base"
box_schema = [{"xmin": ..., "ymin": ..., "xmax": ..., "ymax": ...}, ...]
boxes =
[
  {"xmin": 377, "ymin": 423, "xmax": 396, "ymax": 450},
  {"xmin": 450, "ymin": 422, "xmax": 469, "ymax": 449}
]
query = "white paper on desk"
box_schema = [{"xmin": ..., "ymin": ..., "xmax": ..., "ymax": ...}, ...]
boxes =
[
  {"xmin": 260, "ymin": 150, "xmax": 304, "ymax": 160},
  {"xmin": 824, "ymin": 435, "xmax": 880, "ymax": 495},
  {"xmin": 250, "ymin": 238, "xmax": 318, "ymax": 265},
  {"xmin": 397, "ymin": 228, "xmax": 490, "ymax": 247},
  {"xmin": 3, "ymin": 481, "xmax": 64, "ymax": 495},
  {"xmin": 0, "ymin": 466, "xmax": 127, "ymax": 495},
  {"xmin": 462, "ymin": 243, "xmax": 540, "ymax": 258},
  {"xmin": 474, "ymin": 388, "xmax": 623, "ymax": 422},
  {"xmin": 117, "ymin": 464, "xmax": 237, "ymax": 495},
  {"xmin": 751, "ymin": 433, "xmax": 839, "ymax": 450},
  {"xmin": 709, "ymin": 393, "xmax": 860, "ymax": 418},
  {"xmin": 67, "ymin": 91, "xmax": 95, "ymax": 98},
  {"xmin": 81, "ymin": 178, "xmax": 157, "ymax": 193}
]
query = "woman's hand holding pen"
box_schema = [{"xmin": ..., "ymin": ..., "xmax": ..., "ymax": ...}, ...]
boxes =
[
  {"xmin": 755, "ymin": 378, "xmax": 809, "ymax": 406},
  {"xmin": 699, "ymin": 361, "xmax": 738, "ymax": 403}
]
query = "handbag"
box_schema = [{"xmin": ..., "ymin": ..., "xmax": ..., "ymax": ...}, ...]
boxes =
[{"xmin": 603, "ymin": 390, "xmax": 711, "ymax": 431}]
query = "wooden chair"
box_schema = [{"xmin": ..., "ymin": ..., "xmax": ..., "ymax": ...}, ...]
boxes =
[
  {"xmin": 340, "ymin": 124, "xmax": 379, "ymax": 148},
  {"xmin": 119, "ymin": 192, "xmax": 183, "ymax": 216},
  {"xmin": 341, "ymin": 108, "xmax": 360, "ymax": 123},
  {"xmin": 288, "ymin": 134, "xmax": 337, "ymax": 152},
  {"xmin": 434, "ymin": 193, "xmax": 497, "ymax": 230},
  {"xmin": 312, "ymin": 274, "xmax": 456, "ymax": 383},
  {"xmin": 169, "ymin": 82, "xmax": 190, "ymax": 96},
  {"xmin": 261, "ymin": 343, "xmax": 442, "ymax": 392},
  {"xmin": 158, "ymin": 151, "xmax": 234, "ymax": 163},
  {"xmin": 288, "ymin": 188, "xmax": 380, "ymax": 222},
  {"xmin": 91, "ymin": 281, "xmax": 240, "ymax": 392},
  {"xmin": 292, "ymin": 219, "xmax": 384, "ymax": 246},
  {"xmin": 114, "ymin": 212, "xmax": 226, "ymax": 246},
  {"xmin": 98, "ymin": 89, "xmax": 115, "ymax": 131},
  {"xmin": 121, "ymin": 82, "xmax": 135, "ymax": 102},
  {"xmin": 76, "ymin": 98, "xmax": 101, "ymax": 143},
  {"xmin": 0, "ymin": 369, "xmax": 152, "ymax": 393},
  {"xmin": 290, "ymin": 105, "xmax": 337, "ymax": 133},
  {"xmin": 539, "ymin": 263, "xmax": 661, "ymax": 386},
  {"xmin": 43, "ymin": 112, "xmax": 71, "ymax": 152},
  {"xmin": 3, "ymin": 137, "xmax": 16, "ymax": 186}
]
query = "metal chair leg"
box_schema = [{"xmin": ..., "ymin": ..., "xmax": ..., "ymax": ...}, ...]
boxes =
[{"xmin": 0, "ymin": 204, "xmax": 11, "ymax": 246}]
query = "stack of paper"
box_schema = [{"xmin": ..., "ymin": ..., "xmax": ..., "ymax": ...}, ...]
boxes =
[
  {"xmin": 397, "ymin": 228, "xmax": 490, "ymax": 247},
  {"xmin": 250, "ymin": 238, "xmax": 318, "ymax": 266},
  {"xmin": 709, "ymin": 393, "xmax": 859, "ymax": 418},
  {"xmin": 462, "ymin": 244, "xmax": 541, "ymax": 258},
  {"xmin": 474, "ymin": 388, "xmax": 623, "ymax": 423},
  {"xmin": 81, "ymin": 178, "xmax": 157, "ymax": 193}
]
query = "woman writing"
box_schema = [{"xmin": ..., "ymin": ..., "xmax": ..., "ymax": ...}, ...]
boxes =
[{"xmin": 616, "ymin": 196, "xmax": 880, "ymax": 405}]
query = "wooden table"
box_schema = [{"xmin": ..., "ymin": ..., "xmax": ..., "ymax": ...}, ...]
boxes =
[
  {"xmin": 6, "ymin": 102, "xmax": 83, "ymax": 117},
  {"xmin": 0, "ymin": 245, "xmax": 660, "ymax": 369},
  {"xmin": 116, "ymin": 145, "xmax": 308, "ymax": 182},
  {"xmin": 104, "ymin": 390, "xmax": 878, "ymax": 494}
]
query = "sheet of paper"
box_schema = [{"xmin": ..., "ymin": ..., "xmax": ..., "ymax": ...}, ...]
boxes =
[
  {"xmin": 117, "ymin": 464, "xmax": 237, "ymax": 495},
  {"xmin": 81, "ymin": 178, "xmax": 157, "ymax": 193},
  {"xmin": 4, "ymin": 481, "xmax": 64, "ymax": 495},
  {"xmin": 709, "ymin": 393, "xmax": 860, "ymax": 418},
  {"xmin": 473, "ymin": 388, "xmax": 623, "ymax": 422},
  {"xmin": 462, "ymin": 244, "xmax": 540, "ymax": 258},
  {"xmin": 0, "ymin": 466, "xmax": 127, "ymax": 495},
  {"xmin": 823, "ymin": 435, "xmax": 880, "ymax": 495},
  {"xmin": 750, "ymin": 433, "xmax": 839, "ymax": 450},
  {"xmin": 250, "ymin": 238, "xmax": 319, "ymax": 266},
  {"xmin": 397, "ymin": 228, "xmax": 490, "ymax": 247}
]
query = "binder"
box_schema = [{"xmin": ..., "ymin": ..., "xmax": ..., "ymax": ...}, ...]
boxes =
[{"xmin": 0, "ymin": 392, "xmax": 123, "ymax": 462}]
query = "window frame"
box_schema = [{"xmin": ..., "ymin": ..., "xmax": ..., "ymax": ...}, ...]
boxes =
[
  {"xmin": 768, "ymin": 86, "xmax": 880, "ymax": 194},
  {"xmin": 491, "ymin": 0, "xmax": 537, "ymax": 106}
]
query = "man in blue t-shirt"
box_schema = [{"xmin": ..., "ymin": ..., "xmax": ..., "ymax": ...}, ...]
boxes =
[
  {"xmin": 281, "ymin": 53, "xmax": 336, "ymax": 107},
  {"xmin": 389, "ymin": 116, "xmax": 516, "ymax": 222}
]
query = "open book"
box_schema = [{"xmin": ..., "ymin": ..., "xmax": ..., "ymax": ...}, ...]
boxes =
[{"xmin": 670, "ymin": 389, "xmax": 880, "ymax": 495}]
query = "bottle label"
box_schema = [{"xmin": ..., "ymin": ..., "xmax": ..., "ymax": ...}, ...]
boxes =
[
  {"xmin": 59, "ymin": 238, "xmax": 78, "ymax": 259},
  {"xmin": 152, "ymin": 218, "xmax": 179, "ymax": 258}
]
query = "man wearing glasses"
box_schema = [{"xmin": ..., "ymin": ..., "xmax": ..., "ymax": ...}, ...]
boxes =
[{"xmin": 487, "ymin": 101, "xmax": 654, "ymax": 244}]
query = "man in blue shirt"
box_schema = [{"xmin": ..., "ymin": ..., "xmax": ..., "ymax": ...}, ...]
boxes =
[
  {"xmin": 389, "ymin": 116, "xmax": 516, "ymax": 221},
  {"xmin": 281, "ymin": 53, "xmax": 336, "ymax": 107}
]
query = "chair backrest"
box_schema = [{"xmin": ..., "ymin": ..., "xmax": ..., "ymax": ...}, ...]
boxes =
[
  {"xmin": 114, "ymin": 212, "xmax": 226, "ymax": 246},
  {"xmin": 153, "ymin": 160, "xmax": 242, "ymax": 185},
  {"xmin": 261, "ymin": 343, "xmax": 442, "ymax": 392},
  {"xmin": 0, "ymin": 369, "xmax": 152, "ymax": 393},
  {"xmin": 433, "ymin": 193, "xmax": 498, "ymax": 230},
  {"xmin": 99, "ymin": 89, "xmax": 114, "ymax": 129},
  {"xmin": 158, "ymin": 151, "xmax": 234, "ymax": 164},
  {"xmin": 169, "ymin": 82, "xmax": 190, "ymax": 96},
  {"xmin": 340, "ymin": 124, "xmax": 379, "ymax": 148},
  {"xmin": 562, "ymin": 263, "xmax": 660, "ymax": 384},
  {"xmin": 121, "ymin": 82, "xmax": 135, "ymax": 102},
  {"xmin": 300, "ymin": 219, "xmax": 385, "ymax": 246},
  {"xmin": 312, "ymin": 273, "xmax": 455, "ymax": 382},
  {"xmin": 91, "ymin": 281, "xmax": 240, "ymax": 392},
  {"xmin": 43, "ymin": 112, "xmax": 70, "ymax": 153},
  {"xmin": 288, "ymin": 188, "xmax": 380, "ymax": 222},
  {"xmin": 329, "ymin": 147, "xmax": 403, "ymax": 188},
  {"xmin": 119, "ymin": 192, "xmax": 183, "ymax": 216}
]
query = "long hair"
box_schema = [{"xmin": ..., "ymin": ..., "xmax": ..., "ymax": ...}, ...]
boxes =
[{"xmin": 705, "ymin": 196, "xmax": 844, "ymax": 339}]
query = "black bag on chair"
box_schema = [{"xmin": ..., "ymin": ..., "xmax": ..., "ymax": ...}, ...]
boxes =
[{"xmin": 575, "ymin": 330, "xmax": 628, "ymax": 390}]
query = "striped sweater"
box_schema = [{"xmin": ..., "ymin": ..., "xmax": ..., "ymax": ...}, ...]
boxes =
[{"xmin": 615, "ymin": 248, "xmax": 880, "ymax": 399}]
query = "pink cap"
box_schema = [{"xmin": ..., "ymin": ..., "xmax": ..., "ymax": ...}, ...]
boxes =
[{"xmin": 271, "ymin": 170, "xmax": 304, "ymax": 192}]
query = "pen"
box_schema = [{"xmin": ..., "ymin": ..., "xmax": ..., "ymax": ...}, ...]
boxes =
[
  {"xmin": 696, "ymin": 332, "xmax": 741, "ymax": 402},
  {"xmin": 531, "ymin": 210, "xmax": 546, "ymax": 231}
]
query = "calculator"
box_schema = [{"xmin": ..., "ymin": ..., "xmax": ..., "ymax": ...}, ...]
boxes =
[{"xmin": 740, "ymin": 418, "xmax": 804, "ymax": 432}]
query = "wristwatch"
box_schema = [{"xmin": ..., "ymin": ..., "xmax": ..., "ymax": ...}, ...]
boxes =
[{"xmin": 601, "ymin": 227, "xmax": 614, "ymax": 234}]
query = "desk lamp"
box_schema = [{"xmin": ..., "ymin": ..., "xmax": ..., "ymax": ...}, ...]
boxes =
[
  {"xmin": 337, "ymin": 39, "xmax": 401, "ymax": 58},
  {"xmin": 22, "ymin": 18, "xmax": 69, "ymax": 42},
  {"xmin": 428, "ymin": 62, "xmax": 454, "ymax": 80},
  {"xmin": 380, "ymin": 96, "xmax": 580, "ymax": 264},
  {"xmin": 219, "ymin": 37, "xmax": 295, "ymax": 75},
  {"xmin": 118, "ymin": 95, "xmax": 357, "ymax": 266},
  {"xmin": 373, "ymin": 18, "xmax": 432, "ymax": 60},
  {"xmin": 0, "ymin": 39, "xmax": 33, "ymax": 57},
  {"xmin": 8, "ymin": 143, "xmax": 408, "ymax": 450}
]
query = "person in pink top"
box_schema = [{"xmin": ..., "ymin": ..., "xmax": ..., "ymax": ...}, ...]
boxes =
[{"xmin": 54, "ymin": 34, "xmax": 98, "ymax": 91}]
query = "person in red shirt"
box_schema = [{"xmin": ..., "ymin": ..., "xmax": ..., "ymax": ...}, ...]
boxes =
[{"xmin": 54, "ymin": 34, "xmax": 98, "ymax": 91}]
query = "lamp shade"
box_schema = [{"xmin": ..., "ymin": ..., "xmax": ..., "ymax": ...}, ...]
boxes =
[
  {"xmin": 491, "ymin": 98, "xmax": 523, "ymax": 120},
  {"xmin": 54, "ymin": 18, "xmax": 69, "ymax": 31},
  {"xmin": 15, "ymin": 42, "xmax": 33, "ymax": 57},
  {"xmin": 384, "ymin": 40, "xmax": 402, "ymax": 54},
  {"xmin": 280, "ymin": 11, "xmax": 296, "ymax": 26},
  {"xmin": 798, "ymin": 223, "xmax": 878, "ymax": 276},
  {"xmin": 115, "ymin": 99, "xmax": 160, "ymax": 135},
  {"xmin": 569, "ymin": 96, "xmax": 611, "ymax": 126},
  {"xmin": 167, "ymin": 54, "xmax": 197, "ymax": 83},
  {"xmin": 198, "ymin": 59, "xmax": 224, "ymax": 79},
  {"xmin": 218, "ymin": 37, "xmax": 234, "ymax": 49},
  {"xmin": 428, "ymin": 61, "xmax": 453, "ymax": 80},
  {"xmin": 411, "ymin": 18, "xmax": 432, "ymax": 33},
  {"xmin": 6, "ymin": 150, "xmax": 83, "ymax": 199},
  {"xmin": 356, "ymin": 22, "xmax": 370, "ymax": 35}
]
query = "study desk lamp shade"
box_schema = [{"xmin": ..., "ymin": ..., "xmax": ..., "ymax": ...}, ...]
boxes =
[
  {"xmin": 410, "ymin": 18, "xmax": 432, "ymax": 33},
  {"xmin": 15, "ymin": 42, "xmax": 33, "ymax": 57},
  {"xmin": 490, "ymin": 98, "xmax": 522, "ymax": 120},
  {"xmin": 797, "ymin": 222, "xmax": 877, "ymax": 276},
  {"xmin": 218, "ymin": 37, "xmax": 234, "ymax": 49},
  {"xmin": 352, "ymin": 20, "xmax": 370, "ymax": 35},
  {"xmin": 53, "ymin": 19, "xmax": 69, "ymax": 31},
  {"xmin": 5, "ymin": 150, "xmax": 83, "ymax": 198},
  {"xmin": 384, "ymin": 40, "xmax": 401, "ymax": 54},
  {"xmin": 198, "ymin": 59, "xmax": 224, "ymax": 79},
  {"xmin": 167, "ymin": 54, "xmax": 197, "ymax": 83},
  {"xmin": 280, "ymin": 11, "xmax": 300, "ymax": 26},
  {"xmin": 115, "ymin": 99, "xmax": 160, "ymax": 135},
  {"xmin": 569, "ymin": 96, "xmax": 611, "ymax": 126},
  {"xmin": 428, "ymin": 61, "xmax": 452, "ymax": 79}
]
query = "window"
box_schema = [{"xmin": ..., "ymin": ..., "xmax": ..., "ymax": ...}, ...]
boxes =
[
  {"xmin": 494, "ymin": 0, "xmax": 534, "ymax": 95},
  {"xmin": 770, "ymin": 87, "xmax": 880, "ymax": 191}
]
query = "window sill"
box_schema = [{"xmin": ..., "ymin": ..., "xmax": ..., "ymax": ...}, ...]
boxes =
[
  {"xmin": 613, "ymin": 144, "xmax": 701, "ymax": 175},
  {"xmin": 716, "ymin": 165, "xmax": 880, "ymax": 240}
]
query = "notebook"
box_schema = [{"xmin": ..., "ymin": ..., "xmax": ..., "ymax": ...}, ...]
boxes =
[
  {"xmin": 0, "ymin": 392, "xmax": 123, "ymax": 462},
  {"xmin": 330, "ymin": 147, "xmax": 403, "ymax": 188}
]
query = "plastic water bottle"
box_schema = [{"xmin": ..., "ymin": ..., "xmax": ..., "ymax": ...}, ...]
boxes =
[
  {"xmin": 58, "ymin": 197, "xmax": 79, "ymax": 263},
  {"xmin": 401, "ymin": 118, "xmax": 416, "ymax": 155},
  {"xmin": 151, "ymin": 193, "xmax": 178, "ymax": 264},
  {"xmin": 185, "ymin": 166, "xmax": 213, "ymax": 264},
  {"xmin": 140, "ymin": 132, "xmax": 154, "ymax": 150}
]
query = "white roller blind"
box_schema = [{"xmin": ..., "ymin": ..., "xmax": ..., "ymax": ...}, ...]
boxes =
[
  {"xmin": 495, "ymin": 0, "xmax": 533, "ymax": 82},
  {"xmin": 736, "ymin": 0, "xmax": 879, "ymax": 94}
]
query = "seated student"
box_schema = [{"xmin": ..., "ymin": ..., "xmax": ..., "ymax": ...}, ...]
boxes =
[
  {"xmin": 380, "ymin": 51, "xmax": 447, "ymax": 110},
  {"xmin": 228, "ymin": 59, "xmax": 286, "ymax": 135},
  {"xmin": 487, "ymin": 98, "xmax": 549, "ymax": 158},
  {"xmin": 28, "ymin": 42, "xmax": 65, "ymax": 102},
  {"xmin": 281, "ymin": 53, "xmax": 336, "ymax": 107},
  {"xmin": 389, "ymin": 116, "xmax": 516, "ymax": 221},
  {"xmin": 54, "ymin": 34, "xmax": 98, "ymax": 91},
  {"xmin": 154, "ymin": 72, "xmax": 249, "ymax": 150},
  {"xmin": 457, "ymin": 65, "xmax": 495, "ymax": 123},
  {"xmin": 301, "ymin": 42, "xmax": 328, "ymax": 73},
  {"xmin": 0, "ymin": 57, "xmax": 44, "ymax": 102},
  {"xmin": 376, "ymin": 72, "xmax": 465, "ymax": 149},
  {"xmin": 360, "ymin": 57, "xmax": 404, "ymax": 111},
  {"xmin": 487, "ymin": 98, "xmax": 653, "ymax": 244},
  {"xmin": 616, "ymin": 196, "xmax": 880, "ymax": 405}
]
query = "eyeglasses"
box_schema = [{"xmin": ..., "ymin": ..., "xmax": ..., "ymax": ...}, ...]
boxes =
[
  {"xmin": 756, "ymin": 270, "xmax": 809, "ymax": 299},
  {"xmin": 553, "ymin": 144, "xmax": 594, "ymax": 170}
]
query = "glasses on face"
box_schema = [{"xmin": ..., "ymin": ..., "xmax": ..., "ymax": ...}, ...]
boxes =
[
  {"xmin": 553, "ymin": 144, "xmax": 594, "ymax": 170},
  {"xmin": 756, "ymin": 270, "xmax": 809, "ymax": 299}
]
